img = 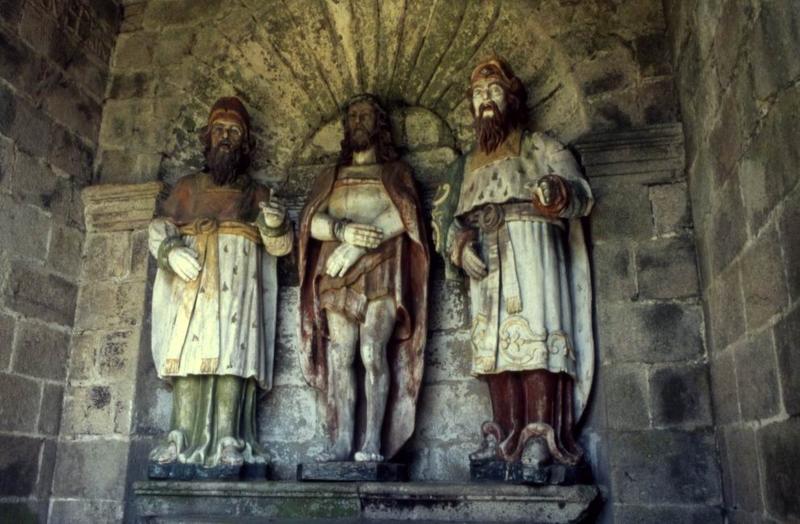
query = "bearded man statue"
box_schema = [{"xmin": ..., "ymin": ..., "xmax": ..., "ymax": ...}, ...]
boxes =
[
  {"xmin": 298, "ymin": 95, "xmax": 429, "ymax": 469},
  {"xmin": 147, "ymin": 97, "xmax": 293, "ymax": 478},
  {"xmin": 432, "ymin": 57, "xmax": 595, "ymax": 480}
]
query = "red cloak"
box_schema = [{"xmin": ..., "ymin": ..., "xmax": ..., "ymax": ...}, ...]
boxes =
[{"xmin": 298, "ymin": 160, "xmax": 429, "ymax": 459}]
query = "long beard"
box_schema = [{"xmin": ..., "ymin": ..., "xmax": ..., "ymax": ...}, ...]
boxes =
[
  {"xmin": 206, "ymin": 144, "xmax": 243, "ymax": 185},
  {"xmin": 474, "ymin": 103, "xmax": 509, "ymax": 154},
  {"xmin": 347, "ymin": 127, "xmax": 376, "ymax": 152}
]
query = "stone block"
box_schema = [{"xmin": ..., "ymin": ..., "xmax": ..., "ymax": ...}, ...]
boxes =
[
  {"xmin": 709, "ymin": 92, "xmax": 742, "ymax": 185},
  {"xmin": 0, "ymin": 502, "xmax": 40, "ymax": 523},
  {"xmin": 7, "ymin": 147, "xmax": 59, "ymax": 209},
  {"xmin": 708, "ymin": 178, "xmax": 747, "ymax": 275},
  {"xmin": 423, "ymin": 330, "xmax": 472, "ymax": 384},
  {"xmin": 36, "ymin": 438, "xmax": 57, "ymax": 499},
  {"xmin": 98, "ymin": 98, "xmax": 157, "ymax": 150},
  {"xmin": 740, "ymin": 226, "xmax": 789, "ymax": 330},
  {"xmin": 640, "ymin": 78, "xmax": 679, "ymax": 126},
  {"xmin": 113, "ymin": 32, "xmax": 156, "ymax": 70},
  {"xmin": 406, "ymin": 440, "xmax": 475, "ymax": 482},
  {"xmin": 403, "ymin": 107, "xmax": 455, "ymax": 149},
  {"xmin": 609, "ymin": 429, "xmax": 720, "ymax": 504},
  {"xmin": 758, "ymin": 417, "xmax": 800, "ymax": 520},
  {"xmin": 403, "ymin": 147, "xmax": 459, "ymax": 190},
  {"xmin": 0, "ymin": 195, "xmax": 51, "ymax": 261},
  {"xmin": 67, "ymin": 329, "xmax": 140, "ymax": 383},
  {"xmin": 751, "ymin": 0, "xmax": 800, "ymax": 99},
  {"xmin": 132, "ymin": 367, "xmax": 171, "ymax": 437},
  {"xmin": 738, "ymin": 150, "xmax": 785, "ymax": 240},
  {"xmin": 47, "ymin": 225, "xmax": 83, "ymax": 280},
  {"xmin": 709, "ymin": 350, "xmax": 740, "ymax": 425},
  {"xmin": 614, "ymin": 504, "xmax": 723, "ymax": 523},
  {"xmin": 428, "ymin": 275, "xmax": 469, "ymax": 331},
  {"xmin": 0, "ymin": 0, "xmax": 25, "ymax": 27},
  {"xmin": 272, "ymin": 287, "xmax": 305, "ymax": 387},
  {"xmin": 130, "ymin": 228, "xmax": 152, "ymax": 277},
  {"xmin": 649, "ymin": 182, "xmax": 690, "ymax": 236},
  {"xmin": 0, "ymin": 133, "xmax": 12, "ymax": 184},
  {"xmin": 82, "ymin": 182, "xmax": 162, "ymax": 233},
  {"xmin": 735, "ymin": 329, "xmax": 781, "ymax": 421},
  {"xmin": 258, "ymin": 385, "xmax": 319, "ymax": 444},
  {"xmin": 591, "ymin": 242, "xmax": 635, "ymax": 302},
  {"xmin": 774, "ymin": 305, "xmax": 800, "ymax": 416},
  {"xmin": 415, "ymin": 381, "xmax": 491, "ymax": 444},
  {"xmin": 0, "ymin": 435, "xmax": 42, "ymax": 496},
  {"xmin": 82, "ymin": 232, "xmax": 132, "ymax": 280},
  {"xmin": 6, "ymin": 94, "xmax": 52, "ymax": 158},
  {"xmin": 650, "ymin": 363, "xmax": 712, "ymax": 428},
  {"xmin": 74, "ymin": 279, "xmax": 147, "ymax": 330},
  {"xmin": 62, "ymin": 384, "xmax": 118, "ymax": 435},
  {"xmin": 153, "ymin": 28, "xmax": 195, "ymax": 66},
  {"xmin": 38, "ymin": 383, "xmax": 64, "ymax": 435},
  {"xmin": 3, "ymin": 259, "xmax": 78, "ymax": 326},
  {"xmin": 603, "ymin": 364, "xmax": 650, "ymax": 430},
  {"xmin": 52, "ymin": 439, "xmax": 129, "ymax": 498},
  {"xmin": 109, "ymin": 71, "xmax": 155, "ymax": 99},
  {"xmin": 0, "ymin": 372, "xmax": 40, "ymax": 432},
  {"xmin": 47, "ymin": 124, "xmax": 94, "ymax": 184},
  {"xmin": 720, "ymin": 425, "xmax": 764, "ymax": 513},
  {"xmin": 0, "ymin": 26, "xmax": 45, "ymax": 96},
  {"xmin": 13, "ymin": 320, "xmax": 69, "ymax": 380},
  {"xmin": 142, "ymin": 0, "xmax": 224, "ymax": 28},
  {"xmin": 707, "ymin": 263, "xmax": 745, "ymax": 352},
  {"xmin": 589, "ymin": 180, "xmax": 653, "ymax": 242},
  {"xmin": 42, "ymin": 74, "xmax": 102, "ymax": 143},
  {"xmin": 0, "ymin": 312, "xmax": 15, "ymax": 370},
  {"xmin": 778, "ymin": 188, "xmax": 800, "ymax": 302},
  {"xmin": 49, "ymin": 499, "xmax": 124, "ymax": 524},
  {"xmin": 598, "ymin": 302, "xmax": 703, "ymax": 363},
  {"xmin": 636, "ymin": 237, "xmax": 699, "ymax": 300},
  {"xmin": 634, "ymin": 33, "xmax": 672, "ymax": 78}
]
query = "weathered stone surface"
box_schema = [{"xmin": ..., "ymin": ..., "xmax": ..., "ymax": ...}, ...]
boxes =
[
  {"xmin": 47, "ymin": 124, "xmax": 94, "ymax": 184},
  {"xmin": 113, "ymin": 31, "xmax": 156, "ymax": 70},
  {"xmin": 575, "ymin": 124, "xmax": 684, "ymax": 178},
  {"xmin": 739, "ymin": 226, "xmax": 789, "ymax": 330},
  {"xmin": 603, "ymin": 364, "xmax": 650, "ymax": 430},
  {"xmin": 52, "ymin": 439, "xmax": 129, "ymax": 498},
  {"xmin": 758, "ymin": 416, "xmax": 800, "ymax": 521},
  {"xmin": 614, "ymin": 504, "xmax": 723, "ymax": 523},
  {"xmin": 735, "ymin": 329, "xmax": 781, "ymax": 421},
  {"xmin": 428, "ymin": 275, "xmax": 469, "ymax": 332},
  {"xmin": 636, "ymin": 237, "xmax": 699, "ymax": 299},
  {"xmin": 589, "ymin": 180, "xmax": 653, "ymax": 242},
  {"xmin": 7, "ymin": 148, "xmax": 59, "ymax": 208},
  {"xmin": 82, "ymin": 182, "xmax": 162, "ymax": 233},
  {"xmin": 49, "ymin": 499, "xmax": 124, "ymax": 524},
  {"xmin": 775, "ymin": 305, "xmax": 800, "ymax": 416},
  {"xmin": 591, "ymin": 242, "xmax": 635, "ymax": 302},
  {"xmin": 62, "ymin": 384, "xmax": 122, "ymax": 435},
  {"xmin": 0, "ymin": 435, "xmax": 41, "ymax": 496},
  {"xmin": 47, "ymin": 225, "xmax": 84, "ymax": 281},
  {"xmin": 415, "ymin": 381, "xmax": 491, "ymax": 444},
  {"xmin": 609, "ymin": 429, "xmax": 720, "ymax": 504},
  {"xmin": 649, "ymin": 181, "xmax": 690, "ymax": 236},
  {"xmin": 406, "ymin": 440, "xmax": 475, "ymax": 482},
  {"xmin": 598, "ymin": 302, "xmax": 703, "ymax": 363},
  {"xmin": 0, "ymin": 194, "xmax": 52, "ymax": 260},
  {"xmin": 0, "ymin": 372, "xmax": 40, "ymax": 432},
  {"xmin": 750, "ymin": 0, "xmax": 800, "ymax": 100},
  {"xmin": 134, "ymin": 481, "xmax": 599, "ymax": 523},
  {"xmin": 720, "ymin": 426, "xmax": 763, "ymax": 513},
  {"xmin": 258, "ymin": 385, "xmax": 318, "ymax": 443},
  {"xmin": 297, "ymin": 461, "xmax": 406, "ymax": 482},
  {"xmin": 424, "ymin": 331, "xmax": 472, "ymax": 384},
  {"xmin": 82, "ymin": 232, "xmax": 132, "ymax": 280},
  {"xmin": 707, "ymin": 263, "xmax": 745, "ymax": 352},
  {"xmin": 4, "ymin": 260, "xmax": 78, "ymax": 326},
  {"xmin": 74, "ymin": 279, "xmax": 147, "ymax": 330},
  {"xmin": 0, "ymin": 312, "xmax": 15, "ymax": 370},
  {"xmin": 650, "ymin": 364, "xmax": 712, "ymax": 428},
  {"xmin": 709, "ymin": 350, "xmax": 740, "ymax": 425},
  {"xmin": 12, "ymin": 320, "xmax": 69, "ymax": 380},
  {"xmin": 708, "ymin": 178, "xmax": 747, "ymax": 275},
  {"xmin": 38, "ymin": 383, "xmax": 64, "ymax": 435},
  {"xmin": 778, "ymin": 187, "xmax": 800, "ymax": 302}
]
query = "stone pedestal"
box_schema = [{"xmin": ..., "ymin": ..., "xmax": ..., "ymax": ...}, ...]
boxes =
[
  {"xmin": 134, "ymin": 480, "xmax": 599, "ymax": 523},
  {"xmin": 470, "ymin": 459, "xmax": 592, "ymax": 485}
]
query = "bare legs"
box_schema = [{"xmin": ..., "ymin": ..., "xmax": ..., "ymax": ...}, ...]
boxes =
[{"xmin": 321, "ymin": 297, "xmax": 396, "ymax": 462}]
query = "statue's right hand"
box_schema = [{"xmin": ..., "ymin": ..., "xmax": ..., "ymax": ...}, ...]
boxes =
[
  {"xmin": 462, "ymin": 245, "xmax": 488, "ymax": 281},
  {"xmin": 341, "ymin": 223, "xmax": 383, "ymax": 249},
  {"xmin": 168, "ymin": 247, "xmax": 201, "ymax": 282}
]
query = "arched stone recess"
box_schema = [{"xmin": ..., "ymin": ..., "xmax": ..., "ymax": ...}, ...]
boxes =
[{"xmin": 144, "ymin": 0, "xmax": 598, "ymax": 192}]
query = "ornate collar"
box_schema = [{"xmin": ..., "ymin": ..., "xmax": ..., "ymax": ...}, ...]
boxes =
[{"xmin": 466, "ymin": 127, "xmax": 523, "ymax": 174}]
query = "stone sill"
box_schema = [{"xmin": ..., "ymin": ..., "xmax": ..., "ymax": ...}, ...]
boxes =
[{"xmin": 134, "ymin": 480, "xmax": 599, "ymax": 523}]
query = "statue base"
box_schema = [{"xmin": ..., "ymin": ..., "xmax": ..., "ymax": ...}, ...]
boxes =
[
  {"xmin": 148, "ymin": 461, "xmax": 269, "ymax": 481},
  {"xmin": 297, "ymin": 461, "xmax": 407, "ymax": 482},
  {"xmin": 470, "ymin": 459, "xmax": 591, "ymax": 485}
]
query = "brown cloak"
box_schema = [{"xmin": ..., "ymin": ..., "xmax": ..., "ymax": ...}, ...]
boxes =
[{"xmin": 298, "ymin": 160, "xmax": 429, "ymax": 459}]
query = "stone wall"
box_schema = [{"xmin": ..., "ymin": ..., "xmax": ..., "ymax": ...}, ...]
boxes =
[
  {"xmin": 665, "ymin": 0, "xmax": 800, "ymax": 522},
  {"xmin": 0, "ymin": 0, "xmax": 121, "ymax": 522}
]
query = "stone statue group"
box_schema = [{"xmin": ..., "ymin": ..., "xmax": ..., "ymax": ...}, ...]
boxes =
[{"xmin": 146, "ymin": 56, "xmax": 594, "ymax": 483}]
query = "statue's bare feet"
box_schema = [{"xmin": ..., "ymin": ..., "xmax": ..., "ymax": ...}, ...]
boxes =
[
  {"xmin": 219, "ymin": 444, "xmax": 244, "ymax": 467},
  {"xmin": 150, "ymin": 442, "xmax": 178, "ymax": 464},
  {"xmin": 354, "ymin": 450, "xmax": 383, "ymax": 462},
  {"xmin": 316, "ymin": 444, "xmax": 350, "ymax": 462}
]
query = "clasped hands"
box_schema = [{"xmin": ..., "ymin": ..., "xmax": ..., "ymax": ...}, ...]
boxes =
[
  {"xmin": 324, "ymin": 222, "xmax": 383, "ymax": 277},
  {"xmin": 168, "ymin": 197, "xmax": 288, "ymax": 282}
]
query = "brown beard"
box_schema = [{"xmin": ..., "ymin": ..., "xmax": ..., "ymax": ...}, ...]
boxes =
[
  {"xmin": 206, "ymin": 143, "xmax": 244, "ymax": 185},
  {"xmin": 347, "ymin": 126, "xmax": 376, "ymax": 152},
  {"xmin": 474, "ymin": 102, "xmax": 509, "ymax": 154}
]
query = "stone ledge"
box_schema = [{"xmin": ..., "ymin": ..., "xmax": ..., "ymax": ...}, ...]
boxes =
[
  {"xmin": 134, "ymin": 480, "xmax": 599, "ymax": 523},
  {"xmin": 574, "ymin": 123, "xmax": 684, "ymax": 178},
  {"xmin": 82, "ymin": 181, "xmax": 164, "ymax": 233}
]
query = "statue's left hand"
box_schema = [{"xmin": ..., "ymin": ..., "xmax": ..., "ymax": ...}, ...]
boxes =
[
  {"xmin": 258, "ymin": 195, "xmax": 287, "ymax": 228},
  {"xmin": 325, "ymin": 243, "xmax": 366, "ymax": 277},
  {"xmin": 529, "ymin": 175, "xmax": 569, "ymax": 216}
]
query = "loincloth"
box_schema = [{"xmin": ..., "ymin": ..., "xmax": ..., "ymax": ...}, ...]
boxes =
[{"xmin": 317, "ymin": 240, "xmax": 398, "ymax": 323}]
